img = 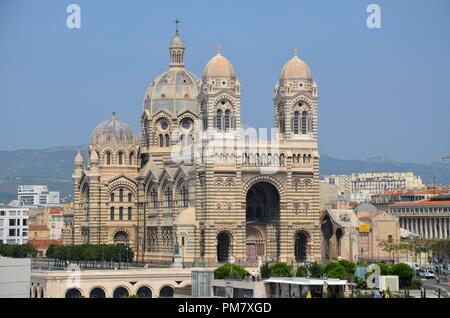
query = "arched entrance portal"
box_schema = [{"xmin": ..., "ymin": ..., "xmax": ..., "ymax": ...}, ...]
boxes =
[
  {"xmin": 217, "ymin": 231, "xmax": 231, "ymax": 263},
  {"xmin": 294, "ymin": 230, "xmax": 309, "ymax": 262},
  {"xmin": 114, "ymin": 231, "xmax": 129, "ymax": 246},
  {"xmin": 245, "ymin": 181, "xmax": 280, "ymax": 261}
]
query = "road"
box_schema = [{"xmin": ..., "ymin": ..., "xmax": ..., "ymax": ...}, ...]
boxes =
[{"xmin": 421, "ymin": 277, "xmax": 450, "ymax": 298}]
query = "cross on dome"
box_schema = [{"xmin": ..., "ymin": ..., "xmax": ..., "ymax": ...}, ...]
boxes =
[{"xmin": 174, "ymin": 18, "xmax": 180, "ymax": 35}]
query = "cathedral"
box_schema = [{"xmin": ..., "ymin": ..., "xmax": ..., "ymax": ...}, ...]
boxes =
[{"xmin": 66, "ymin": 26, "xmax": 321, "ymax": 267}]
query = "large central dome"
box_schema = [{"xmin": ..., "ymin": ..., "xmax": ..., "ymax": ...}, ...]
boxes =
[{"xmin": 143, "ymin": 30, "xmax": 200, "ymax": 115}]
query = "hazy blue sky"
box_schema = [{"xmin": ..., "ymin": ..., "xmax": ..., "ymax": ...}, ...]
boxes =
[{"xmin": 1, "ymin": 0, "xmax": 449, "ymax": 164}]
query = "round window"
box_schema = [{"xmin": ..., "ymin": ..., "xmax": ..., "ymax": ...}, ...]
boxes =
[
  {"xmin": 181, "ymin": 118, "xmax": 192, "ymax": 130},
  {"xmin": 160, "ymin": 119, "xmax": 169, "ymax": 130}
]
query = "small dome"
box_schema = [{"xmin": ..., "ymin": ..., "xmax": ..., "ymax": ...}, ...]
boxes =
[
  {"xmin": 203, "ymin": 53, "xmax": 235, "ymax": 78},
  {"xmin": 280, "ymin": 56, "xmax": 312, "ymax": 79},
  {"xmin": 170, "ymin": 34, "xmax": 184, "ymax": 49},
  {"xmin": 74, "ymin": 152, "xmax": 83, "ymax": 164},
  {"xmin": 90, "ymin": 113, "xmax": 137, "ymax": 147},
  {"xmin": 354, "ymin": 203, "xmax": 378, "ymax": 213}
]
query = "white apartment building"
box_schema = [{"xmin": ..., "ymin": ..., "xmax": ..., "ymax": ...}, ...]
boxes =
[
  {"xmin": 351, "ymin": 172, "xmax": 424, "ymax": 195},
  {"xmin": 323, "ymin": 175, "xmax": 351, "ymax": 193},
  {"xmin": 324, "ymin": 172, "xmax": 424, "ymax": 203},
  {"xmin": 18, "ymin": 185, "xmax": 60, "ymax": 207},
  {"xmin": 0, "ymin": 207, "xmax": 29, "ymax": 244}
]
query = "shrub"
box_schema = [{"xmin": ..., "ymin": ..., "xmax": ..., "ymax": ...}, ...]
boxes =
[
  {"xmin": 214, "ymin": 263, "xmax": 248, "ymax": 280},
  {"xmin": 0, "ymin": 243, "xmax": 37, "ymax": 258},
  {"xmin": 356, "ymin": 261, "xmax": 367, "ymax": 266},
  {"xmin": 309, "ymin": 261, "xmax": 324, "ymax": 278},
  {"xmin": 376, "ymin": 262, "xmax": 391, "ymax": 275},
  {"xmin": 271, "ymin": 262, "xmax": 293, "ymax": 277},
  {"xmin": 390, "ymin": 263, "xmax": 413, "ymax": 288},
  {"xmin": 355, "ymin": 277, "xmax": 368, "ymax": 290},
  {"xmin": 337, "ymin": 259, "xmax": 356, "ymax": 279},
  {"xmin": 296, "ymin": 266, "xmax": 308, "ymax": 277},
  {"xmin": 260, "ymin": 262, "xmax": 272, "ymax": 279},
  {"xmin": 324, "ymin": 261, "xmax": 347, "ymax": 280},
  {"xmin": 409, "ymin": 277, "xmax": 422, "ymax": 289}
]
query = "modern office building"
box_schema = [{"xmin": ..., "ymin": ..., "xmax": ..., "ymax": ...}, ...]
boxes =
[
  {"xmin": 0, "ymin": 207, "xmax": 29, "ymax": 244},
  {"xmin": 18, "ymin": 185, "xmax": 60, "ymax": 207}
]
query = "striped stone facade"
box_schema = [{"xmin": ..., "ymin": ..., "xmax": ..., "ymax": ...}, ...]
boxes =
[{"xmin": 66, "ymin": 29, "xmax": 321, "ymax": 267}]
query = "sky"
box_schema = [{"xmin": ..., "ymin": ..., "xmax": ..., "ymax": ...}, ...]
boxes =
[{"xmin": 0, "ymin": 0, "xmax": 449, "ymax": 164}]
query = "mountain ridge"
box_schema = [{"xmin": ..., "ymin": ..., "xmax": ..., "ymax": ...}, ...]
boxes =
[{"xmin": 0, "ymin": 146, "xmax": 449, "ymax": 202}]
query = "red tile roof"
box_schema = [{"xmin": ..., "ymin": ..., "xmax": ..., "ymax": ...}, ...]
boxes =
[
  {"xmin": 49, "ymin": 207, "xmax": 63, "ymax": 215},
  {"xmin": 391, "ymin": 200, "xmax": 450, "ymax": 206},
  {"xmin": 29, "ymin": 239, "xmax": 63, "ymax": 249},
  {"xmin": 28, "ymin": 225, "xmax": 49, "ymax": 231}
]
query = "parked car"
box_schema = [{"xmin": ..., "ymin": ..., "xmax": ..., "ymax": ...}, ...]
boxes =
[
  {"xmin": 424, "ymin": 270, "xmax": 435, "ymax": 279},
  {"xmin": 416, "ymin": 269, "xmax": 426, "ymax": 278}
]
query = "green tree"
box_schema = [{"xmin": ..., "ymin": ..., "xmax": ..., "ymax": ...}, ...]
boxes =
[
  {"xmin": 308, "ymin": 262, "xmax": 324, "ymax": 278},
  {"xmin": 271, "ymin": 262, "xmax": 293, "ymax": 277},
  {"xmin": 390, "ymin": 263, "xmax": 413, "ymax": 288},
  {"xmin": 324, "ymin": 261, "xmax": 347, "ymax": 280},
  {"xmin": 214, "ymin": 263, "xmax": 248, "ymax": 280},
  {"xmin": 260, "ymin": 262, "xmax": 272, "ymax": 279},
  {"xmin": 296, "ymin": 266, "xmax": 308, "ymax": 277},
  {"xmin": 355, "ymin": 277, "xmax": 368, "ymax": 290},
  {"xmin": 337, "ymin": 259, "xmax": 356, "ymax": 279},
  {"xmin": 376, "ymin": 262, "xmax": 391, "ymax": 275}
]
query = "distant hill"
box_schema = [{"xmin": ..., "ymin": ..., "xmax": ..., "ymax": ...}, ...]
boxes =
[
  {"xmin": 320, "ymin": 154, "xmax": 450, "ymax": 185},
  {"xmin": 0, "ymin": 146, "xmax": 449, "ymax": 202}
]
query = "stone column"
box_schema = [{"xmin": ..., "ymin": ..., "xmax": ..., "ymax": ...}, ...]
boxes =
[
  {"xmin": 428, "ymin": 218, "xmax": 432, "ymax": 239},
  {"xmin": 414, "ymin": 218, "xmax": 418, "ymax": 234},
  {"xmin": 433, "ymin": 218, "xmax": 438, "ymax": 239},
  {"xmin": 424, "ymin": 218, "xmax": 428, "ymax": 239},
  {"xmin": 445, "ymin": 218, "xmax": 449, "ymax": 239},
  {"xmin": 439, "ymin": 218, "xmax": 444, "ymax": 239}
]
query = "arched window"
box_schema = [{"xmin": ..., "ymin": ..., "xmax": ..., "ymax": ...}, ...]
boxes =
[
  {"xmin": 224, "ymin": 110, "xmax": 231, "ymax": 131},
  {"xmin": 216, "ymin": 110, "xmax": 222, "ymax": 131},
  {"xmin": 118, "ymin": 152, "xmax": 123, "ymax": 165},
  {"xmin": 128, "ymin": 193, "xmax": 132, "ymax": 202},
  {"xmin": 293, "ymin": 111, "xmax": 299, "ymax": 134},
  {"xmin": 180, "ymin": 185, "xmax": 188, "ymax": 207},
  {"xmin": 128, "ymin": 207, "xmax": 132, "ymax": 220},
  {"xmin": 165, "ymin": 134, "xmax": 170, "ymax": 147},
  {"xmin": 119, "ymin": 207, "xmax": 123, "ymax": 220},
  {"xmin": 129, "ymin": 152, "xmax": 134, "ymax": 165},
  {"xmin": 301, "ymin": 111, "xmax": 308, "ymax": 134},
  {"xmin": 159, "ymin": 134, "xmax": 164, "ymax": 147},
  {"xmin": 165, "ymin": 185, "xmax": 173, "ymax": 208},
  {"xmin": 110, "ymin": 207, "xmax": 115, "ymax": 220},
  {"xmin": 110, "ymin": 192, "xmax": 115, "ymax": 202},
  {"xmin": 150, "ymin": 187, "xmax": 158, "ymax": 208},
  {"xmin": 119, "ymin": 189, "xmax": 124, "ymax": 202},
  {"xmin": 106, "ymin": 152, "xmax": 111, "ymax": 165}
]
